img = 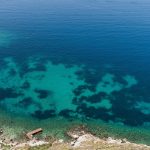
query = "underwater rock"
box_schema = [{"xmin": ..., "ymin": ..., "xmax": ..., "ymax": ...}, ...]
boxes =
[
  {"xmin": 21, "ymin": 81, "xmax": 30, "ymax": 89},
  {"xmin": 18, "ymin": 97, "xmax": 33, "ymax": 108},
  {"xmin": 0, "ymin": 88, "xmax": 23, "ymax": 100},
  {"xmin": 31, "ymin": 109, "xmax": 56, "ymax": 119},
  {"xmin": 85, "ymin": 92, "xmax": 106, "ymax": 103},
  {"xmin": 59, "ymin": 109, "xmax": 76, "ymax": 118},
  {"xmin": 73, "ymin": 85, "xmax": 92, "ymax": 96},
  {"xmin": 34, "ymin": 89, "xmax": 50, "ymax": 99}
]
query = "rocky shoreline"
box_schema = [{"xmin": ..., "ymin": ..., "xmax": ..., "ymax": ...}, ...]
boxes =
[{"xmin": 0, "ymin": 126, "xmax": 150, "ymax": 150}]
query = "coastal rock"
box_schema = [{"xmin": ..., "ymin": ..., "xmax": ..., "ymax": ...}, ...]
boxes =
[
  {"xmin": 72, "ymin": 134, "xmax": 99, "ymax": 147},
  {"xmin": 67, "ymin": 125, "xmax": 88, "ymax": 139}
]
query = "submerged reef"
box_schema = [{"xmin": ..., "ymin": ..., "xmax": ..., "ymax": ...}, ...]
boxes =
[{"xmin": 0, "ymin": 57, "xmax": 150, "ymax": 128}]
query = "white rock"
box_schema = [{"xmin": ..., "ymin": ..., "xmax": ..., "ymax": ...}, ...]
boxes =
[
  {"xmin": 107, "ymin": 137, "xmax": 122, "ymax": 144},
  {"xmin": 73, "ymin": 134, "xmax": 97, "ymax": 147},
  {"xmin": 28, "ymin": 140, "xmax": 48, "ymax": 147},
  {"xmin": 58, "ymin": 139, "xmax": 63, "ymax": 143}
]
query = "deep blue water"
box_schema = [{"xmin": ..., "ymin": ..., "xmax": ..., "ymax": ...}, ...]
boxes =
[
  {"xmin": 0, "ymin": 0, "xmax": 150, "ymax": 143},
  {"xmin": 1, "ymin": 0, "xmax": 150, "ymax": 74}
]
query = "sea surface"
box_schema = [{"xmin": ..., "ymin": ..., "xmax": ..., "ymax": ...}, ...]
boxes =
[{"xmin": 0, "ymin": 0, "xmax": 150, "ymax": 144}]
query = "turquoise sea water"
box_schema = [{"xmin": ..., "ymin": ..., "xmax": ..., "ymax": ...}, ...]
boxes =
[{"xmin": 0, "ymin": 0, "xmax": 150, "ymax": 144}]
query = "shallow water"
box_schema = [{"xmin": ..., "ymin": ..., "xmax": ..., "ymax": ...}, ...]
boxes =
[{"xmin": 0, "ymin": 0, "xmax": 150, "ymax": 144}]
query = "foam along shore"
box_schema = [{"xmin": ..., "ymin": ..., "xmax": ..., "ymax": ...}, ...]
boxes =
[{"xmin": 0, "ymin": 127, "xmax": 150, "ymax": 150}]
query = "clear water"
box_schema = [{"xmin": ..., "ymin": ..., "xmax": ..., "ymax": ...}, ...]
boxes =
[{"xmin": 0, "ymin": 0, "xmax": 150, "ymax": 144}]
